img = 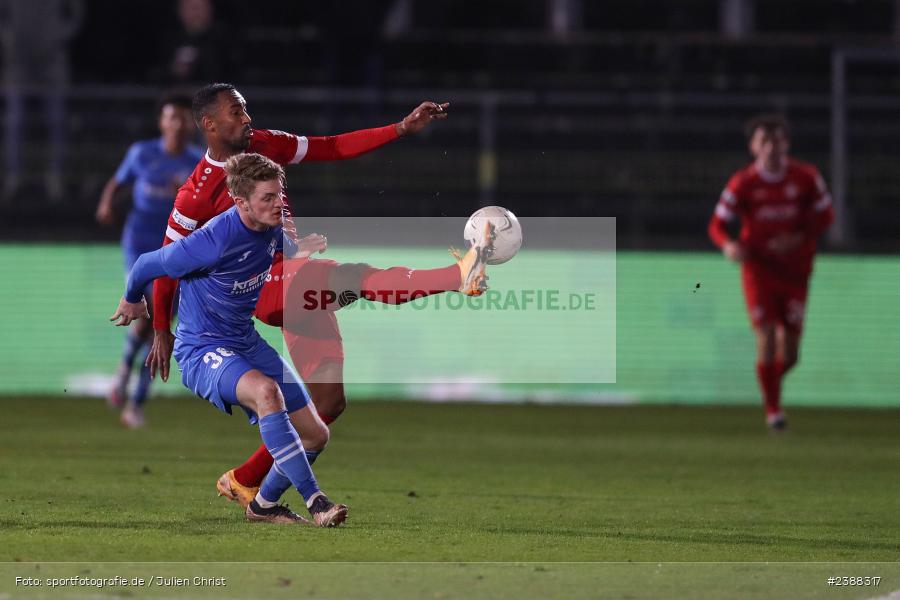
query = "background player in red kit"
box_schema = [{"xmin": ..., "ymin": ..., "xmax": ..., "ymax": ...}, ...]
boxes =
[
  {"xmin": 149, "ymin": 83, "xmax": 489, "ymax": 508},
  {"xmin": 708, "ymin": 114, "xmax": 834, "ymax": 432}
]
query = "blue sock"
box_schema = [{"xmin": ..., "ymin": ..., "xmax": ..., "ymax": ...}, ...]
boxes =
[
  {"xmin": 306, "ymin": 450, "xmax": 321, "ymax": 465},
  {"xmin": 115, "ymin": 332, "xmax": 144, "ymax": 392},
  {"xmin": 130, "ymin": 345, "xmax": 152, "ymax": 406},
  {"xmin": 121, "ymin": 331, "xmax": 143, "ymax": 370},
  {"xmin": 258, "ymin": 411, "xmax": 320, "ymax": 502},
  {"xmin": 258, "ymin": 464, "xmax": 292, "ymax": 504}
]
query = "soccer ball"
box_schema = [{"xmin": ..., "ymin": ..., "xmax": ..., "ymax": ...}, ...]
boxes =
[{"xmin": 464, "ymin": 206, "xmax": 523, "ymax": 265}]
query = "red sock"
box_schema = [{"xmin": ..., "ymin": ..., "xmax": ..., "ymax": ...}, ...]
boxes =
[
  {"xmin": 361, "ymin": 265, "xmax": 460, "ymax": 305},
  {"xmin": 756, "ymin": 361, "xmax": 783, "ymax": 417},
  {"xmin": 232, "ymin": 443, "xmax": 274, "ymax": 488},
  {"xmin": 318, "ymin": 412, "xmax": 335, "ymax": 425}
]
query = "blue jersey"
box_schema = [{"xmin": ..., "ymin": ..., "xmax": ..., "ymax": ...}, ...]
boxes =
[
  {"xmin": 126, "ymin": 206, "xmax": 285, "ymax": 351},
  {"xmin": 115, "ymin": 138, "xmax": 203, "ymax": 256}
]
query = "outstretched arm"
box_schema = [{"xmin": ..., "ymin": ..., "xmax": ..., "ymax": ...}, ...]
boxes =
[
  {"xmin": 111, "ymin": 249, "xmax": 172, "ymax": 327},
  {"xmin": 122, "ymin": 229, "xmax": 221, "ymax": 306},
  {"xmin": 148, "ymin": 187, "xmax": 208, "ymax": 379},
  {"xmin": 303, "ymin": 101, "xmax": 449, "ymax": 162},
  {"xmin": 114, "ymin": 230, "xmax": 222, "ymax": 384}
]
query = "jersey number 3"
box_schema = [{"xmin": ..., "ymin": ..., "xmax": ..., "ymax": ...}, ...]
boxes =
[{"xmin": 203, "ymin": 347, "xmax": 235, "ymax": 369}]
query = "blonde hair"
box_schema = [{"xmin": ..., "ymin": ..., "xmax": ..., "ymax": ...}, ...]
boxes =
[{"xmin": 225, "ymin": 153, "xmax": 285, "ymax": 200}]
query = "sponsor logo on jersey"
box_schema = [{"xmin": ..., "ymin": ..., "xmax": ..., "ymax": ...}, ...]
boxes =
[
  {"xmin": 755, "ymin": 204, "xmax": 799, "ymax": 221},
  {"xmin": 139, "ymin": 182, "xmax": 179, "ymax": 199},
  {"xmin": 231, "ymin": 266, "xmax": 272, "ymax": 295}
]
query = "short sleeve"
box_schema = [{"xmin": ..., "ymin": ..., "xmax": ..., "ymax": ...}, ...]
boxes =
[
  {"xmin": 714, "ymin": 173, "xmax": 744, "ymax": 221},
  {"xmin": 114, "ymin": 143, "xmax": 142, "ymax": 185},
  {"xmin": 165, "ymin": 187, "xmax": 208, "ymax": 242}
]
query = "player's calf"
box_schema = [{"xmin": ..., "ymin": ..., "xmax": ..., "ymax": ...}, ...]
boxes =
[
  {"xmin": 235, "ymin": 371, "xmax": 324, "ymax": 498},
  {"xmin": 306, "ymin": 368, "xmax": 348, "ymax": 424},
  {"xmin": 778, "ymin": 328, "xmax": 801, "ymax": 375}
]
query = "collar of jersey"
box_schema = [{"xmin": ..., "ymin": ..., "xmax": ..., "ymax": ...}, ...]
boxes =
[
  {"xmin": 754, "ymin": 161, "xmax": 787, "ymax": 184},
  {"xmin": 205, "ymin": 150, "xmax": 227, "ymax": 168}
]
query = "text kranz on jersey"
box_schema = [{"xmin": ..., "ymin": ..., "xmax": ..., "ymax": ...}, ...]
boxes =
[{"xmin": 126, "ymin": 206, "xmax": 284, "ymax": 351}]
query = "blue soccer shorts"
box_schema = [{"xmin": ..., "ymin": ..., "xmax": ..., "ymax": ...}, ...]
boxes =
[{"xmin": 175, "ymin": 336, "xmax": 311, "ymax": 424}]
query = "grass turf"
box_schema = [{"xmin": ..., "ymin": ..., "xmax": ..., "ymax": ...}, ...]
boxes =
[{"xmin": 1, "ymin": 397, "xmax": 899, "ymax": 598}]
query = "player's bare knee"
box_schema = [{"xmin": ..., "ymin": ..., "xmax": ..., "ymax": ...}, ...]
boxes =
[{"xmin": 256, "ymin": 378, "xmax": 285, "ymax": 415}]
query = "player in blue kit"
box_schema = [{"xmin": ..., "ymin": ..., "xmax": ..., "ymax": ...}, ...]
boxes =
[
  {"xmin": 96, "ymin": 93, "xmax": 204, "ymax": 428},
  {"xmin": 110, "ymin": 153, "xmax": 347, "ymax": 527}
]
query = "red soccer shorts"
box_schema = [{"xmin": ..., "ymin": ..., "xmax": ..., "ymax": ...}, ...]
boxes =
[
  {"xmin": 254, "ymin": 255, "xmax": 347, "ymax": 380},
  {"xmin": 741, "ymin": 268, "xmax": 809, "ymax": 334}
]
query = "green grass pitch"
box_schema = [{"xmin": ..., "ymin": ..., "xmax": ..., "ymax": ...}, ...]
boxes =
[{"xmin": 2, "ymin": 397, "xmax": 899, "ymax": 599}]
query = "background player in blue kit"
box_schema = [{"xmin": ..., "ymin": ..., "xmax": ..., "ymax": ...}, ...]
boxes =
[
  {"xmin": 96, "ymin": 93, "xmax": 203, "ymax": 427},
  {"xmin": 110, "ymin": 153, "xmax": 347, "ymax": 527}
]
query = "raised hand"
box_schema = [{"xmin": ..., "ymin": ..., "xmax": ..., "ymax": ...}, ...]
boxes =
[
  {"xmin": 295, "ymin": 233, "xmax": 328, "ymax": 259},
  {"xmin": 396, "ymin": 101, "xmax": 450, "ymax": 137}
]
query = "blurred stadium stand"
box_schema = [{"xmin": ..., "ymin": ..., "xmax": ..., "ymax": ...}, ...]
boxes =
[{"xmin": 2, "ymin": 0, "xmax": 900, "ymax": 250}]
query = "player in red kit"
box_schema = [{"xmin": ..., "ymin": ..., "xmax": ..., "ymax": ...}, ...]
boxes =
[
  {"xmin": 708, "ymin": 114, "xmax": 834, "ymax": 432},
  {"xmin": 148, "ymin": 84, "xmax": 493, "ymax": 512}
]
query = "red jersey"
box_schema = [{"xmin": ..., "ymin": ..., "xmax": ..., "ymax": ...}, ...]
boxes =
[
  {"xmin": 709, "ymin": 158, "xmax": 834, "ymax": 282},
  {"xmin": 153, "ymin": 124, "xmax": 399, "ymax": 330},
  {"xmin": 164, "ymin": 129, "xmax": 306, "ymax": 243}
]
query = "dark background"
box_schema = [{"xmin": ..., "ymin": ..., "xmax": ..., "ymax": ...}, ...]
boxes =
[{"xmin": 3, "ymin": 0, "xmax": 900, "ymax": 250}]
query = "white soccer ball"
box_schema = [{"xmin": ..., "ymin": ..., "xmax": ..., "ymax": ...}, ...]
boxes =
[{"xmin": 464, "ymin": 206, "xmax": 522, "ymax": 265}]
